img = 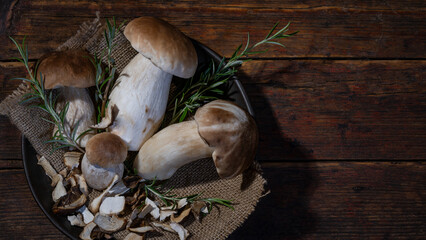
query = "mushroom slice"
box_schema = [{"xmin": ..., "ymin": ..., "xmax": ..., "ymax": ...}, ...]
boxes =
[
  {"xmin": 108, "ymin": 180, "xmax": 130, "ymax": 196},
  {"xmin": 124, "ymin": 232, "xmax": 144, "ymax": 240},
  {"xmin": 171, "ymin": 206, "xmax": 191, "ymax": 223},
  {"xmin": 37, "ymin": 155, "xmax": 61, "ymax": 186},
  {"xmin": 159, "ymin": 209, "xmax": 176, "ymax": 221},
  {"xmin": 53, "ymin": 186, "xmax": 87, "ymax": 215},
  {"xmin": 129, "ymin": 226, "xmax": 154, "ymax": 234},
  {"xmin": 63, "ymin": 151, "xmax": 82, "ymax": 170},
  {"xmin": 52, "ymin": 175, "xmax": 67, "ymax": 202},
  {"xmin": 89, "ymin": 174, "xmax": 119, "ymax": 214},
  {"xmin": 150, "ymin": 222, "xmax": 174, "ymax": 233},
  {"xmin": 177, "ymin": 198, "xmax": 188, "ymax": 209},
  {"xmin": 170, "ymin": 222, "xmax": 190, "ymax": 240},
  {"xmin": 99, "ymin": 196, "xmax": 125, "ymax": 215},
  {"xmin": 138, "ymin": 204, "xmax": 154, "ymax": 219},
  {"xmin": 126, "ymin": 207, "xmax": 142, "ymax": 229},
  {"xmin": 75, "ymin": 174, "xmax": 89, "ymax": 196},
  {"xmin": 93, "ymin": 213, "xmax": 126, "ymax": 233},
  {"xmin": 191, "ymin": 201, "xmax": 208, "ymax": 221},
  {"xmin": 59, "ymin": 168, "xmax": 68, "ymax": 178},
  {"xmin": 78, "ymin": 205, "xmax": 95, "ymax": 224},
  {"xmin": 67, "ymin": 213, "xmax": 85, "ymax": 227},
  {"xmin": 122, "ymin": 175, "xmax": 143, "ymax": 189},
  {"xmin": 144, "ymin": 197, "xmax": 160, "ymax": 219},
  {"xmin": 79, "ymin": 221, "xmax": 97, "ymax": 240}
]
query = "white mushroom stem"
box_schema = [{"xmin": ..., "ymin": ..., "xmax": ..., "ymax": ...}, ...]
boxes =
[
  {"xmin": 135, "ymin": 120, "xmax": 213, "ymax": 180},
  {"xmin": 54, "ymin": 87, "xmax": 95, "ymax": 148},
  {"xmin": 103, "ymin": 54, "xmax": 172, "ymax": 150}
]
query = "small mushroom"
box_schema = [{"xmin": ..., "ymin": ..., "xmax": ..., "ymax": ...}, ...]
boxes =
[
  {"xmin": 36, "ymin": 49, "xmax": 96, "ymax": 147},
  {"xmin": 81, "ymin": 132, "xmax": 127, "ymax": 190},
  {"xmin": 79, "ymin": 221, "xmax": 97, "ymax": 240},
  {"xmin": 99, "ymin": 196, "xmax": 126, "ymax": 215},
  {"xmin": 134, "ymin": 100, "xmax": 258, "ymax": 180},
  {"xmin": 93, "ymin": 213, "xmax": 126, "ymax": 233},
  {"xmin": 37, "ymin": 155, "xmax": 61, "ymax": 186},
  {"xmin": 98, "ymin": 17, "xmax": 198, "ymax": 151}
]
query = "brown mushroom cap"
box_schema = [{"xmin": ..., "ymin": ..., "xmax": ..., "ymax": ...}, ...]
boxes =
[
  {"xmin": 124, "ymin": 17, "xmax": 198, "ymax": 79},
  {"xmin": 194, "ymin": 100, "xmax": 258, "ymax": 178},
  {"xmin": 85, "ymin": 132, "xmax": 128, "ymax": 168},
  {"xmin": 36, "ymin": 49, "xmax": 96, "ymax": 89}
]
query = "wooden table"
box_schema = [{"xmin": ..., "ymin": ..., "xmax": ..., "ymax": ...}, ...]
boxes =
[{"xmin": 1, "ymin": 1, "xmax": 425, "ymax": 239}]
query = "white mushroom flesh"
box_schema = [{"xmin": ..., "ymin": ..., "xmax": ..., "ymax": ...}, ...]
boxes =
[
  {"xmin": 135, "ymin": 120, "xmax": 213, "ymax": 180},
  {"xmin": 104, "ymin": 54, "xmax": 172, "ymax": 151},
  {"xmin": 145, "ymin": 197, "xmax": 160, "ymax": 219},
  {"xmin": 54, "ymin": 87, "xmax": 95, "ymax": 147},
  {"xmin": 129, "ymin": 226, "xmax": 154, "ymax": 233},
  {"xmin": 79, "ymin": 221, "xmax": 97, "ymax": 240},
  {"xmin": 67, "ymin": 214, "xmax": 85, "ymax": 227},
  {"xmin": 170, "ymin": 222, "xmax": 189, "ymax": 240},
  {"xmin": 75, "ymin": 174, "xmax": 89, "ymax": 196},
  {"xmin": 94, "ymin": 213, "xmax": 126, "ymax": 233},
  {"xmin": 78, "ymin": 205, "xmax": 95, "ymax": 224},
  {"xmin": 99, "ymin": 196, "xmax": 125, "ymax": 215},
  {"xmin": 63, "ymin": 151, "xmax": 82, "ymax": 170},
  {"xmin": 89, "ymin": 175, "xmax": 119, "ymax": 214}
]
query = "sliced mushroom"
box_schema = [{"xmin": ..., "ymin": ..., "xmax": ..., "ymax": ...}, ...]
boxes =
[
  {"xmin": 89, "ymin": 174, "xmax": 119, "ymax": 214},
  {"xmin": 67, "ymin": 213, "xmax": 85, "ymax": 227},
  {"xmin": 79, "ymin": 221, "xmax": 97, "ymax": 240},
  {"xmin": 159, "ymin": 209, "xmax": 176, "ymax": 221},
  {"xmin": 171, "ymin": 206, "xmax": 192, "ymax": 223},
  {"xmin": 78, "ymin": 205, "xmax": 95, "ymax": 224},
  {"xmin": 129, "ymin": 226, "xmax": 154, "ymax": 234},
  {"xmin": 93, "ymin": 213, "xmax": 126, "ymax": 233},
  {"xmin": 37, "ymin": 155, "xmax": 61, "ymax": 186},
  {"xmin": 59, "ymin": 168, "xmax": 68, "ymax": 178},
  {"xmin": 134, "ymin": 100, "xmax": 258, "ymax": 180},
  {"xmin": 191, "ymin": 201, "xmax": 208, "ymax": 221},
  {"xmin": 124, "ymin": 232, "xmax": 144, "ymax": 240},
  {"xmin": 63, "ymin": 151, "xmax": 82, "ymax": 170},
  {"xmin": 52, "ymin": 175, "xmax": 67, "ymax": 202},
  {"xmin": 138, "ymin": 204, "xmax": 154, "ymax": 219},
  {"xmin": 170, "ymin": 222, "xmax": 190, "ymax": 240},
  {"xmin": 144, "ymin": 197, "xmax": 160, "ymax": 219},
  {"xmin": 99, "ymin": 196, "xmax": 125, "ymax": 215},
  {"xmin": 100, "ymin": 17, "xmax": 198, "ymax": 151},
  {"xmin": 74, "ymin": 174, "xmax": 89, "ymax": 196},
  {"xmin": 150, "ymin": 222, "xmax": 174, "ymax": 233},
  {"xmin": 52, "ymin": 186, "xmax": 87, "ymax": 215}
]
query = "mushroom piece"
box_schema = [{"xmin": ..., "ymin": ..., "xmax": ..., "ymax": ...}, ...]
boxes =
[
  {"xmin": 89, "ymin": 174, "xmax": 119, "ymax": 214},
  {"xmin": 52, "ymin": 175, "xmax": 67, "ymax": 202},
  {"xmin": 134, "ymin": 100, "xmax": 258, "ymax": 180},
  {"xmin": 93, "ymin": 213, "xmax": 126, "ymax": 233},
  {"xmin": 52, "ymin": 186, "xmax": 88, "ymax": 215},
  {"xmin": 99, "ymin": 196, "xmax": 126, "ymax": 215},
  {"xmin": 98, "ymin": 17, "xmax": 198, "ymax": 151},
  {"xmin": 63, "ymin": 151, "xmax": 82, "ymax": 170},
  {"xmin": 79, "ymin": 222, "xmax": 97, "ymax": 240},
  {"xmin": 170, "ymin": 222, "xmax": 190, "ymax": 240},
  {"xmin": 37, "ymin": 155, "xmax": 61, "ymax": 187},
  {"xmin": 36, "ymin": 49, "xmax": 96, "ymax": 147},
  {"xmin": 67, "ymin": 213, "xmax": 85, "ymax": 227},
  {"xmin": 81, "ymin": 132, "xmax": 127, "ymax": 190}
]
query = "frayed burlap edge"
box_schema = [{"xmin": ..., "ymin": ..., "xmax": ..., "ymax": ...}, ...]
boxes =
[{"xmin": 0, "ymin": 13, "xmax": 268, "ymax": 240}]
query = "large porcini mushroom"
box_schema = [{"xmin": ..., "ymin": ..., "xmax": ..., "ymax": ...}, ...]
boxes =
[
  {"xmin": 37, "ymin": 49, "xmax": 96, "ymax": 147},
  {"xmin": 81, "ymin": 132, "xmax": 127, "ymax": 190},
  {"xmin": 134, "ymin": 100, "xmax": 258, "ymax": 180},
  {"xmin": 99, "ymin": 17, "xmax": 198, "ymax": 150}
]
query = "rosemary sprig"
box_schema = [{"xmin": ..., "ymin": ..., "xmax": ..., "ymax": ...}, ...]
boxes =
[
  {"xmin": 144, "ymin": 178, "xmax": 234, "ymax": 211},
  {"xmin": 92, "ymin": 17, "xmax": 124, "ymax": 123},
  {"xmin": 9, "ymin": 36, "xmax": 86, "ymax": 153},
  {"xmin": 167, "ymin": 22, "xmax": 298, "ymax": 125}
]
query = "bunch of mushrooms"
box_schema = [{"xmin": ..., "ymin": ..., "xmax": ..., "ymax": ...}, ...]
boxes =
[
  {"xmin": 36, "ymin": 49, "xmax": 97, "ymax": 147},
  {"xmin": 134, "ymin": 99, "xmax": 259, "ymax": 180},
  {"xmin": 96, "ymin": 16, "xmax": 198, "ymax": 151}
]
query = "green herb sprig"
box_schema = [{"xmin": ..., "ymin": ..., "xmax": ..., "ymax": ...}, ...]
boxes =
[
  {"xmin": 144, "ymin": 178, "xmax": 234, "ymax": 211},
  {"xmin": 9, "ymin": 37, "xmax": 86, "ymax": 153},
  {"xmin": 167, "ymin": 22, "xmax": 298, "ymax": 125}
]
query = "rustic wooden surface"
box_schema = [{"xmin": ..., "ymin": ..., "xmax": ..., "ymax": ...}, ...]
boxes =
[{"xmin": 0, "ymin": 0, "xmax": 425, "ymax": 239}]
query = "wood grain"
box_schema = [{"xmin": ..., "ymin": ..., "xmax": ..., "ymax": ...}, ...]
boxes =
[
  {"xmin": 0, "ymin": 0, "xmax": 425, "ymax": 59},
  {"xmin": 1, "ymin": 60, "xmax": 424, "ymax": 161},
  {"xmin": 1, "ymin": 162, "xmax": 424, "ymax": 239}
]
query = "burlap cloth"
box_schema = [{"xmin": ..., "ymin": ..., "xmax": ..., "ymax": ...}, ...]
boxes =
[{"xmin": 0, "ymin": 13, "xmax": 267, "ymax": 240}]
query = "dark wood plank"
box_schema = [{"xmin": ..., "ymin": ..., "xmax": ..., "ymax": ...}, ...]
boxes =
[
  {"xmin": 0, "ymin": 169, "xmax": 68, "ymax": 239},
  {"xmin": 1, "ymin": 162, "xmax": 425, "ymax": 239},
  {"xmin": 1, "ymin": 0, "xmax": 425, "ymax": 60},
  {"xmin": 1, "ymin": 60, "xmax": 425, "ymax": 160}
]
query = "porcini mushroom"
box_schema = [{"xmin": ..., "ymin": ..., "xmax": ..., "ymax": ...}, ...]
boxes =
[
  {"xmin": 81, "ymin": 132, "xmax": 127, "ymax": 190},
  {"xmin": 98, "ymin": 17, "xmax": 198, "ymax": 150},
  {"xmin": 37, "ymin": 49, "xmax": 96, "ymax": 147},
  {"xmin": 134, "ymin": 100, "xmax": 258, "ymax": 180}
]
